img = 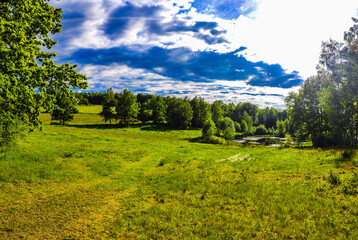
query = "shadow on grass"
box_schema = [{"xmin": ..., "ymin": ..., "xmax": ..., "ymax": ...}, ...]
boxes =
[
  {"xmin": 140, "ymin": 125, "xmax": 176, "ymax": 132},
  {"xmin": 65, "ymin": 124, "xmax": 126, "ymax": 129},
  {"xmin": 63, "ymin": 123, "xmax": 192, "ymax": 132},
  {"xmin": 188, "ymin": 137, "xmax": 205, "ymax": 143}
]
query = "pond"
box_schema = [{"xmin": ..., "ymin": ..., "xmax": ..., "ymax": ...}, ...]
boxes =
[{"xmin": 233, "ymin": 137, "xmax": 286, "ymax": 147}]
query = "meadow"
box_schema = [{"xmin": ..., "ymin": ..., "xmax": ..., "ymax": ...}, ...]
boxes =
[{"xmin": 0, "ymin": 105, "xmax": 357, "ymax": 239}]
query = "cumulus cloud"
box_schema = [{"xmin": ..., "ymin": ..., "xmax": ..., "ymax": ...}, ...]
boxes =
[{"xmin": 68, "ymin": 45, "xmax": 303, "ymax": 88}]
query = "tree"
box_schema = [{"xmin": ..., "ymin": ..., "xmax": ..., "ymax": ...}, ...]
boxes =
[
  {"xmin": 166, "ymin": 97, "xmax": 193, "ymax": 129},
  {"xmin": 223, "ymin": 127, "xmax": 235, "ymax": 140},
  {"xmin": 138, "ymin": 100, "xmax": 152, "ymax": 123},
  {"xmin": 286, "ymin": 18, "xmax": 358, "ymax": 146},
  {"xmin": 286, "ymin": 76, "xmax": 326, "ymax": 143},
  {"xmin": 212, "ymin": 101, "xmax": 224, "ymax": 126},
  {"xmin": 150, "ymin": 96, "xmax": 166, "ymax": 124},
  {"xmin": 44, "ymin": 62, "xmax": 87, "ymax": 125},
  {"xmin": 276, "ymin": 120, "xmax": 285, "ymax": 137},
  {"xmin": 100, "ymin": 88, "xmax": 117, "ymax": 124},
  {"xmin": 235, "ymin": 122, "xmax": 241, "ymax": 132},
  {"xmin": 49, "ymin": 90, "xmax": 78, "ymax": 125},
  {"xmin": 116, "ymin": 89, "xmax": 139, "ymax": 126},
  {"xmin": 242, "ymin": 111, "xmax": 253, "ymax": 134},
  {"xmin": 241, "ymin": 120, "xmax": 248, "ymax": 134},
  {"xmin": 219, "ymin": 117, "xmax": 235, "ymax": 132},
  {"xmin": 0, "ymin": 0, "xmax": 87, "ymax": 144},
  {"xmin": 202, "ymin": 119, "xmax": 217, "ymax": 139},
  {"xmin": 240, "ymin": 102, "xmax": 259, "ymax": 125},
  {"xmin": 255, "ymin": 125, "xmax": 268, "ymax": 135},
  {"xmin": 190, "ymin": 97, "xmax": 211, "ymax": 128}
]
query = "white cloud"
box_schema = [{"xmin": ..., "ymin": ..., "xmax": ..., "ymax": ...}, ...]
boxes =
[
  {"xmin": 65, "ymin": 0, "xmax": 357, "ymax": 78},
  {"xmin": 233, "ymin": 0, "xmax": 358, "ymax": 78},
  {"xmin": 79, "ymin": 63, "xmax": 295, "ymax": 107},
  {"xmin": 53, "ymin": 0, "xmax": 358, "ymax": 107}
]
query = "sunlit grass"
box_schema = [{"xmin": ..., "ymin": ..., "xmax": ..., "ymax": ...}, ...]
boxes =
[{"xmin": 1, "ymin": 106, "xmax": 358, "ymax": 239}]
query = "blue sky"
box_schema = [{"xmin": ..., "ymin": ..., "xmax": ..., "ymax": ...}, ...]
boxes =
[{"xmin": 50, "ymin": 0, "xmax": 358, "ymax": 108}]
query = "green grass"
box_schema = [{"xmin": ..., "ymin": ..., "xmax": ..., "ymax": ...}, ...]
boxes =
[{"xmin": 1, "ymin": 106, "xmax": 358, "ymax": 239}]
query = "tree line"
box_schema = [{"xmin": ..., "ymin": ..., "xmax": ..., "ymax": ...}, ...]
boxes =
[{"xmin": 97, "ymin": 88, "xmax": 290, "ymax": 142}]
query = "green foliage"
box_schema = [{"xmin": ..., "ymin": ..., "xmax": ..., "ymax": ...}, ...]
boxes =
[
  {"xmin": 190, "ymin": 97, "xmax": 211, "ymax": 128},
  {"xmin": 49, "ymin": 90, "xmax": 79, "ymax": 125},
  {"xmin": 211, "ymin": 101, "xmax": 224, "ymax": 126},
  {"xmin": 287, "ymin": 19, "xmax": 358, "ymax": 146},
  {"xmin": 166, "ymin": 98, "xmax": 193, "ymax": 129},
  {"xmin": 242, "ymin": 111, "xmax": 253, "ymax": 134},
  {"xmin": 138, "ymin": 100, "xmax": 152, "ymax": 123},
  {"xmin": 116, "ymin": 89, "xmax": 139, "ymax": 126},
  {"xmin": 281, "ymin": 133, "xmax": 294, "ymax": 148},
  {"xmin": 276, "ymin": 120, "xmax": 285, "ymax": 137},
  {"xmin": 240, "ymin": 120, "xmax": 248, "ymax": 134},
  {"xmin": 205, "ymin": 135, "xmax": 226, "ymax": 144},
  {"xmin": 327, "ymin": 170, "xmax": 341, "ymax": 185},
  {"xmin": 150, "ymin": 96, "xmax": 166, "ymax": 124},
  {"xmin": 234, "ymin": 122, "xmax": 241, "ymax": 132},
  {"xmin": 219, "ymin": 117, "xmax": 235, "ymax": 132},
  {"xmin": 223, "ymin": 127, "xmax": 235, "ymax": 140},
  {"xmin": 0, "ymin": 0, "xmax": 87, "ymax": 143},
  {"xmin": 0, "ymin": 118, "xmax": 28, "ymax": 146},
  {"xmin": 254, "ymin": 124, "xmax": 268, "ymax": 135},
  {"xmin": 99, "ymin": 88, "xmax": 117, "ymax": 124},
  {"xmin": 202, "ymin": 119, "xmax": 217, "ymax": 139}
]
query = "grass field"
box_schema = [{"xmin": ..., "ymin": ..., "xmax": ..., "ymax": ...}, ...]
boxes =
[{"xmin": 1, "ymin": 105, "xmax": 358, "ymax": 239}]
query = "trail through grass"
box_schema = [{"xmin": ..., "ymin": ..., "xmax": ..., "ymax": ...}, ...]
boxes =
[{"xmin": 1, "ymin": 105, "xmax": 358, "ymax": 239}]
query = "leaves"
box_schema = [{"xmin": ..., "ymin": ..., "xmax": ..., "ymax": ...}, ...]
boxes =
[{"xmin": 0, "ymin": 0, "xmax": 88, "ymax": 141}]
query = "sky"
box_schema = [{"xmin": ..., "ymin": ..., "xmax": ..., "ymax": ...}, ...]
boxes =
[{"xmin": 50, "ymin": 0, "xmax": 358, "ymax": 108}]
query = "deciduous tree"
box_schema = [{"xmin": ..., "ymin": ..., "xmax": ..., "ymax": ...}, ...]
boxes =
[
  {"xmin": 116, "ymin": 89, "xmax": 139, "ymax": 126},
  {"xmin": 0, "ymin": 0, "xmax": 87, "ymax": 143}
]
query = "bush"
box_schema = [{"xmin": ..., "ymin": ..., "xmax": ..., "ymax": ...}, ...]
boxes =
[
  {"xmin": 241, "ymin": 120, "xmax": 248, "ymax": 134},
  {"xmin": 223, "ymin": 127, "xmax": 235, "ymax": 140},
  {"xmin": 205, "ymin": 136, "xmax": 226, "ymax": 144},
  {"xmin": 0, "ymin": 118, "xmax": 28, "ymax": 146},
  {"xmin": 202, "ymin": 119, "xmax": 217, "ymax": 138},
  {"xmin": 219, "ymin": 117, "xmax": 235, "ymax": 132},
  {"xmin": 283, "ymin": 133, "xmax": 294, "ymax": 147},
  {"xmin": 234, "ymin": 122, "xmax": 241, "ymax": 132},
  {"xmin": 254, "ymin": 124, "xmax": 267, "ymax": 135}
]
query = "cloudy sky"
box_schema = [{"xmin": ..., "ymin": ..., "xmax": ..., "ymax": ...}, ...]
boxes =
[{"xmin": 51, "ymin": 0, "xmax": 358, "ymax": 108}]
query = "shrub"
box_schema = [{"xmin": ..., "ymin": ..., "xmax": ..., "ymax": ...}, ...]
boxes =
[
  {"xmin": 206, "ymin": 136, "xmax": 226, "ymax": 144},
  {"xmin": 219, "ymin": 117, "xmax": 235, "ymax": 132},
  {"xmin": 0, "ymin": 118, "xmax": 28, "ymax": 146},
  {"xmin": 234, "ymin": 122, "xmax": 241, "ymax": 132},
  {"xmin": 241, "ymin": 120, "xmax": 248, "ymax": 134},
  {"xmin": 283, "ymin": 133, "xmax": 294, "ymax": 147},
  {"xmin": 254, "ymin": 124, "xmax": 267, "ymax": 135},
  {"xmin": 223, "ymin": 127, "xmax": 235, "ymax": 140},
  {"xmin": 202, "ymin": 119, "xmax": 217, "ymax": 138}
]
